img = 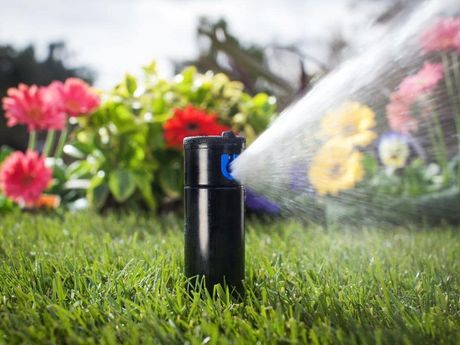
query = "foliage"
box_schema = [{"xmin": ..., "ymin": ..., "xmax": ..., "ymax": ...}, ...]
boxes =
[
  {"xmin": 66, "ymin": 63, "xmax": 277, "ymax": 211},
  {"xmin": 0, "ymin": 212, "xmax": 459, "ymax": 344}
]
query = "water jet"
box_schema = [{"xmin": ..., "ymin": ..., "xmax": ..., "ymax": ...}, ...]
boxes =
[{"xmin": 231, "ymin": 0, "xmax": 460, "ymax": 226}]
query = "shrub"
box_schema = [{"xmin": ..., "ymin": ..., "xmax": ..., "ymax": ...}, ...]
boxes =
[{"xmin": 65, "ymin": 62, "xmax": 277, "ymax": 211}]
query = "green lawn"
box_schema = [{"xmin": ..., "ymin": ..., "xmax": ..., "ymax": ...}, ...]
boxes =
[{"xmin": 0, "ymin": 213, "xmax": 459, "ymax": 344}]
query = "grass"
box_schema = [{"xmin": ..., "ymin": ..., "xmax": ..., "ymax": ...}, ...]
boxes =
[{"xmin": 0, "ymin": 212, "xmax": 459, "ymax": 345}]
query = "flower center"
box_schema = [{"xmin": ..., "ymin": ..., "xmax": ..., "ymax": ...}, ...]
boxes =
[
  {"xmin": 186, "ymin": 122, "xmax": 199, "ymax": 131},
  {"xmin": 20, "ymin": 174, "xmax": 35, "ymax": 187},
  {"xmin": 329, "ymin": 163, "xmax": 343, "ymax": 178},
  {"xmin": 65, "ymin": 100, "xmax": 81, "ymax": 113},
  {"xmin": 27, "ymin": 107, "xmax": 43, "ymax": 121},
  {"xmin": 342, "ymin": 124, "xmax": 357, "ymax": 136}
]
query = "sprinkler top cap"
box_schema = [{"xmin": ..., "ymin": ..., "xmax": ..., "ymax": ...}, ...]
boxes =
[
  {"xmin": 183, "ymin": 131, "xmax": 245, "ymax": 187},
  {"xmin": 222, "ymin": 130, "xmax": 236, "ymax": 138},
  {"xmin": 183, "ymin": 131, "xmax": 245, "ymax": 150}
]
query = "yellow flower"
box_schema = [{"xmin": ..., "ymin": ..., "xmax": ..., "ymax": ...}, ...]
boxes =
[
  {"xmin": 321, "ymin": 101, "xmax": 377, "ymax": 147},
  {"xmin": 308, "ymin": 140, "xmax": 365, "ymax": 196}
]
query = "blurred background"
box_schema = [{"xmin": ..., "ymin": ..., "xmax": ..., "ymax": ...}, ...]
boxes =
[{"xmin": 0, "ymin": 0, "xmax": 417, "ymax": 149}]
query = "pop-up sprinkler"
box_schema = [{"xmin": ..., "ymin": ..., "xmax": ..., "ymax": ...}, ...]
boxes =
[{"xmin": 183, "ymin": 131, "xmax": 245, "ymax": 292}]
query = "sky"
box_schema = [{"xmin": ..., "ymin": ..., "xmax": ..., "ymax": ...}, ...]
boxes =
[{"xmin": 0, "ymin": 0, "xmax": 392, "ymax": 88}]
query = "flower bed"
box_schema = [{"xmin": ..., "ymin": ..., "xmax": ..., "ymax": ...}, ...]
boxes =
[
  {"xmin": 304, "ymin": 17, "xmax": 460, "ymax": 224},
  {"xmin": 0, "ymin": 63, "xmax": 277, "ymax": 213}
]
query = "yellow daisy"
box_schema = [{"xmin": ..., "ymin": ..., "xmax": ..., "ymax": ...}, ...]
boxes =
[
  {"xmin": 321, "ymin": 101, "xmax": 377, "ymax": 147},
  {"xmin": 308, "ymin": 140, "xmax": 365, "ymax": 196}
]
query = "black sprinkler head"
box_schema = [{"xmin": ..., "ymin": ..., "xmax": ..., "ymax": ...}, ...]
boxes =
[{"xmin": 183, "ymin": 131, "xmax": 245, "ymax": 293}]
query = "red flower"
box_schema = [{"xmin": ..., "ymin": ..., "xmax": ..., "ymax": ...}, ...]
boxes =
[
  {"xmin": 163, "ymin": 105, "xmax": 230, "ymax": 149},
  {"xmin": 0, "ymin": 151, "xmax": 52, "ymax": 204},
  {"xmin": 50, "ymin": 78, "xmax": 100, "ymax": 117},
  {"xmin": 2, "ymin": 84, "xmax": 66, "ymax": 131}
]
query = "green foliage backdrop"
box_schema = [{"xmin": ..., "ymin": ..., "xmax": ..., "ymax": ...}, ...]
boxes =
[{"xmin": 66, "ymin": 63, "xmax": 277, "ymax": 211}]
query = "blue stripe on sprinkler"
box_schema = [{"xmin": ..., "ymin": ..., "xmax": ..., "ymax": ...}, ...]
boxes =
[{"xmin": 221, "ymin": 154, "xmax": 239, "ymax": 180}]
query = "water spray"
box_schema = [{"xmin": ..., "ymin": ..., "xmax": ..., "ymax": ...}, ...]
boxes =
[
  {"xmin": 231, "ymin": 0, "xmax": 460, "ymax": 226},
  {"xmin": 184, "ymin": 131, "xmax": 245, "ymax": 292}
]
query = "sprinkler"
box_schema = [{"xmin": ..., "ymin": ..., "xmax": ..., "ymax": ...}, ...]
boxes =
[{"xmin": 184, "ymin": 131, "xmax": 245, "ymax": 292}]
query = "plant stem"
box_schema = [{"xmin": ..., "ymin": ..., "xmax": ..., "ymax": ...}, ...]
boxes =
[
  {"xmin": 450, "ymin": 53, "xmax": 460, "ymax": 186},
  {"xmin": 432, "ymin": 111, "xmax": 449, "ymax": 183},
  {"xmin": 450, "ymin": 54, "xmax": 460, "ymax": 103},
  {"xmin": 54, "ymin": 126, "xmax": 69, "ymax": 159},
  {"xmin": 43, "ymin": 130, "xmax": 56, "ymax": 157},
  {"xmin": 427, "ymin": 114, "xmax": 448, "ymax": 184},
  {"xmin": 441, "ymin": 53, "xmax": 460, "ymax": 185},
  {"xmin": 27, "ymin": 131, "xmax": 37, "ymax": 151}
]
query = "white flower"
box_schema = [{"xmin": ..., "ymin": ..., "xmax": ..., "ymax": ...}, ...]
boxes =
[{"xmin": 378, "ymin": 132, "xmax": 410, "ymax": 171}]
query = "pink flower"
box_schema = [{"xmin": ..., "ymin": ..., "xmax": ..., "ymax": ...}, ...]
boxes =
[
  {"xmin": 385, "ymin": 63, "xmax": 443, "ymax": 134},
  {"xmin": 2, "ymin": 84, "xmax": 66, "ymax": 132},
  {"xmin": 455, "ymin": 31, "xmax": 460, "ymax": 52},
  {"xmin": 421, "ymin": 17, "xmax": 460, "ymax": 53},
  {"xmin": 50, "ymin": 78, "xmax": 100, "ymax": 117},
  {"xmin": 386, "ymin": 98, "xmax": 419, "ymax": 134},
  {"xmin": 0, "ymin": 151, "xmax": 52, "ymax": 204},
  {"xmin": 396, "ymin": 63, "xmax": 444, "ymax": 104}
]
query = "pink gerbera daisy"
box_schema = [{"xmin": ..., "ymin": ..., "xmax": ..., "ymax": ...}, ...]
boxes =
[
  {"xmin": 386, "ymin": 99, "xmax": 419, "ymax": 134},
  {"xmin": 50, "ymin": 78, "xmax": 100, "ymax": 117},
  {"xmin": 0, "ymin": 151, "xmax": 52, "ymax": 204},
  {"xmin": 396, "ymin": 62, "xmax": 444, "ymax": 104},
  {"xmin": 2, "ymin": 84, "xmax": 66, "ymax": 132},
  {"xmin": 386, "ymin": 63, "xmax": 443, "ymax": 134},
  {"xmin": 421, "ymin": 17, "xmax": 460, "ymax": 53},
  {"xmin": 455, "ymin": 31, "xmax": 460, "ymax": 52}
]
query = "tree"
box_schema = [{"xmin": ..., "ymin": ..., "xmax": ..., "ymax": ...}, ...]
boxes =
[{"xmin": 175, "ymin": 18, "xmax": 327, "ymax": 110}]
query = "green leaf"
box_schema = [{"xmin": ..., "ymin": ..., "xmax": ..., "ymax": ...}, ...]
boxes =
[
  {"xmin": 108, "ymin": 169, "xmax": 136, "ymax": 202},
  {"xmin": 134, "ymin": 172, "xmax": 157, "ymax": 211},
  {"xmin": 180, "ymin": 66, "xmax": 196, "ymax": 84},
  {"xmin": 111, "ymin": 104, "xmax": 136, "ymax": 131},
  {"xmin": 142, "ymin": 60, "xmax": 157, "ymax": 76},
  {"xmin": 125, "ymin": 74, "xmax": 138, "ymax": 96},
  {"xmin": 362, "ymin": 153, "xmax": 378, "ymax": 177},
  {"xmin": 147, "ymin": 122, "xmax": 166, "ymax": 149},
  {"xmin": 0, "ymin": 146, "xmax": 14, "ymax": 164},
  {"xmin": 87, "ymin": 174, "xmax": 109, "ymax": 209},
  {"xmin": 49, "ymin": 158, "xmax": 67, "ymax": 182},
  {"xmin": 158, "ymin": 160, "xmax": 183, "ymax": 198},
  {"xmin": 252, "ymin": 93, "xmax": 269, "ymax": 107},
  {"xmin": 151, "ymin": 97, "xmax": 166, "ymax": 115},
  {"xmin": 63, "ymin": 142, "xmax": 95, "ymax": 158},
  {"xmin": 66, "ymin": 161, "xmax": 93, "ymax": 179},
  {"xmin": 0, "ymin": 193, "xmax": 17, "ymax": 213}
]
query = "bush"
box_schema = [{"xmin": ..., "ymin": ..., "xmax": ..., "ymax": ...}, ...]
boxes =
[{"xmin": 66, "ymin": 62, "xmax": 277, "ymax": 211}]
